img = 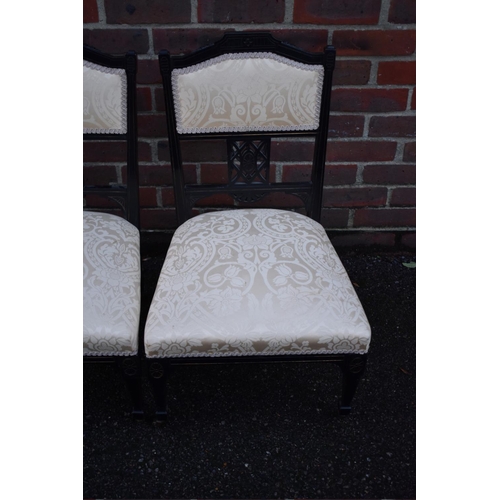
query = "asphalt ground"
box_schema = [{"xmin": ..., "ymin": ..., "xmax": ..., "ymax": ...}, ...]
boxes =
[{"xmin": 83, "ymin": 245, "xmax": 416, "ymax": 499}]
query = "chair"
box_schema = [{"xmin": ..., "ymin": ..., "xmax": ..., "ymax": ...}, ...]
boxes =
[
  {"xmin": 146, "ymin": 32, "xmax": 371, "ymax": 419},
  {"xmin": 83, "ymin": 45, "xmax": 143, "ymax": 417}
]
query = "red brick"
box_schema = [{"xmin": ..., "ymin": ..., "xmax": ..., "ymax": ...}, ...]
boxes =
[
  {"xmin": 324, "ymin": 165, "xmax": 358, "ymax": 185},
  {"xmin": 139, "ymin": 187, "xmax": 158, "ymax": 208},
  {"xmin": 401, "ymin": 232, "xmax": 416, "ymax": 249},
  {"xmin": 363, "ymin": 164, "xmax": 416, "ymax": 185},
  {"xmin": 155, "ymin": 88, "xmax": 166, "ymax": 112},
  {"xmin": 329, "ymin": 114, "xmax": 364, "ymax": 138},
  {"xmin": 245, "ymin": 29, "xmax": 329, "ymax": 53},
  {"xmin": 390, "ymin": 187, "xmax": 415, "ymax": 206},
  {"xmin": 411, "ymin": 88, "xmax": 416, "ymax": 110},
  {"xmin": 136, "ymin": 87, "xmax": 152, "ymax": 113},
  {"xmin": 200, "ymin": 164, "xmax": 228, "ymax": 184},
  {"xmin": 273, "ymin": 140, "xmax": 315, "ymax": 162},
  {"xmin": 138, "ymin": 142, "xmax": 153, "ymax": 162},
  {"xmin": 83, "ymin": 0, "xmax": 98, "ymax": 23},
  {"xmin": 389, "ymin": 0, "xmax": 416, "ymax": 24},
  {"xmin": 153, "ymin": 29, "xmax": 232, "ymax": 55},
  {"xmin": 137, "ymin": 59, "xmax": 161, "ymax": 85},
  {"xmin": 323, "ymin": 187, "xmax": 387, "ymax": 207},
  {"xmin": 403, "ymin": 142, "xmax": 416, "ymax": 162},
  {"xmin": 198, "ymin": 0, "xmax": 285, "ymax": 23},
  {"xmin": 282, "ymin": 164, "xmax": 356, "ymax": 185},
  {"xmin": 281, "ymin": 164, "xmax": 311, "ymax": 183},
  {"xmin": 140, "ymin": 208, "xmax": 177, "ymax": 230},
  {"xmin": 327, "ymin": 140, "xmax": 397, "ymax": 162},
  {"xmin": 83, "ymin": 29, "xmax": 149, "ymax": 55},
  {"xmin": 369, "ymin": 116, "xmax": 416, "ymax": 137},
  {"xmin": 294, "ymin": 0, "xmax": 381, "ymax": 25},
  {"xmin": 377, "ymin": 61, "xmax": 416, "ymax": 85},
  {"xmin": 139, "ymin": 165, "xmax": 169, "ymax": 186},
  {"xmin": 333, "ymin": 60, "xmax": 371, "ymax": 85},
  {"xmin": 158, "ymin": 141, "xmax": 169, "ymax": 162},
  {"xmin": 319, "ymin": 209, "xmax": 350, "ymax": 228},
  {"xmin": 104, "ymin": 0, "xmax": 190, "ymax": 24},
  {"xmin": 328, "ymin": 231, "xmax": 396, "ymax": 247},
  {"xmin": 333, "ymin": 30, "xmax": 416, "ymax": 56},
  {"xmin": 138, "ymin": 114, "xmax": 168, "ymax": 138},
  {"xmin": 84, "ymin": 142, "xmax": 126, "ymax": 162},
  {"xmin": 331, "ymin": 89, "xmax": 408, "ymax": 112},
  {"xmin": 161, "ymin": 188, "xmax": 175, "ymax": 206},
  {"xmin": 180, "ymin": 140, "xmax": 227, "ymax": 163},
  {"xmin": 83, "ymin": 166, "xmax": 117, "ymax": 186},
  {"xmin": 138, "ymin": 164, "xmax": 197, "ymax": 186},
  {"xmin": 353, "ymin": 208, "xmax": 415, "ymax": 227},
  {"xmin": 84, "ymin": 141, "xmax": 151, "ymax": 162}
]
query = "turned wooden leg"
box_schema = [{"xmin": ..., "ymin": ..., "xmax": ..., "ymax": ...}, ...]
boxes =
[
  {"xmin": 339, "ymin": 355, "xmax": 368, "ymax": 415},
  {"xmin": 148, "ymin": 359, "xmax": 170, "ymax": 420},
  {"xmin": 119, "ymin": 356, "xmax": 144, "ymax": 419}
]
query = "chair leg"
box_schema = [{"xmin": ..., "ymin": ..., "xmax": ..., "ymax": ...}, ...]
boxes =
[
  {"xmin": 148, "ymin": 359, "xmax": 170, "ymax": 420},
  {"xmin": 339, "ymin": 355, "xmax": 367, "ymax": 415},
  {"xmin": 119, "ymin": 357, "xmax": 144, "ymax": 419}
]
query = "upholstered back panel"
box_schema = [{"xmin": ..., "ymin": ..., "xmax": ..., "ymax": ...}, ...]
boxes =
[
  {"xmin": 172, "ymin": 53, "xmax": 324, "ymax": 134},
  {"xmin": 83, "ymin": 60, "xmax": 127, "ymax": 134}
]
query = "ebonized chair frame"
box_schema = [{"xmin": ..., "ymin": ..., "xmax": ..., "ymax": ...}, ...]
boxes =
[
  {"xmin": 83, "ymin": 45, "xmax": 143, "ymax": 418},
  {"xmin": 151, "ymin": 32, "xmax": 368, "ymax": 419}
]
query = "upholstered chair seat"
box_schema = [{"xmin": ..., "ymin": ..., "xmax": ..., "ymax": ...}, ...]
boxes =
[
  {"xmin": 145, "ymin": 209, "xmax": 370, "ymax": 359},
  {"xmin": 83, "ymin": 212, "xmax": 141, "ymax": 356}
]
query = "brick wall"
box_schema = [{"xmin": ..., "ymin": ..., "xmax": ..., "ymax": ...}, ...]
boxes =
[{"xmin": 84, "ymin": 0, "xmax": 416, "ymax": 247}]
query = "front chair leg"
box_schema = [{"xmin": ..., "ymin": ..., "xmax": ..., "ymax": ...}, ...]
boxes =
[
  {"xmin": 119, "ymin": 357, "xmax": 144, "ymax": 419},
  {"xmin": 339, "ymin": 354, "xmax": 368, "ymax": 415},
  {"xmin": 148, "ymin": 359, "xmax": 170, "ymax": 420}
]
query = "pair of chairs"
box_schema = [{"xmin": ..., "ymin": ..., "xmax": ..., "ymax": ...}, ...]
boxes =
[{"xmin": 83, "ymin": 33, "xmax": 372, "ymax": 420}]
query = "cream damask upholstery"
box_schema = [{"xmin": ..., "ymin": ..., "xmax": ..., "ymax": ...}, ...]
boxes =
[
  {"xmin": 145, "ymin": 209, "xmax": 371, "ymax": 358},
  {"xmin": 83, "ymin": 60, "xmax": 127, "ymax": 134},
  {"xmin": 172, "ymin": 53, "xmax": 323, "ymax": 134},
  {"xmin": 83, "ymin": 212, "xmax": 141, "ymax": 356}
]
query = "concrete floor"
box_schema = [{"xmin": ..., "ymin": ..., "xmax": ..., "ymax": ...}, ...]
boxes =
[{"xmin": 84, "ymin": 247, "xmax": 416, "ymax": 499}]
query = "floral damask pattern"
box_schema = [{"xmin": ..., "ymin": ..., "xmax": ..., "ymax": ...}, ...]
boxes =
[
  {"xmin": 83, "ymin": 61, "xmax": 127, "ymax": 134},
  {"xmin": 172, "ymin": 53, "xmax": 323, "ymax": 134},
  {"xmin": 145, "ymin": 209, "xmax": 371, "ymax": 358},
  {"xmin": 83, "ymin": 212, "xmax": 141, "ymax": 356}
]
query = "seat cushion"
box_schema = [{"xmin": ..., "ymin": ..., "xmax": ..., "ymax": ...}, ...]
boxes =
[
  {"xmin": 83, "ymin": 212, "xmax": 141, "ymax": 356},
  {"xmin": 145, "ymin": 209, "xmax": 370, "ymax": 358}
]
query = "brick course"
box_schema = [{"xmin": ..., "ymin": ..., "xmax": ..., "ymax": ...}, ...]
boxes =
[
  {"xmin": 293, "ymin": 0, "xmax": 381, "ymax": 25},
  {"xmin": 363, "ymin": 164, "xmax": 416, "ymax": 185},
  {"xmin": 331, "ymin": 89, "xmax": 409, "ymax": 112},
  {"xmin": 83, "ymin": 29, "xmax": 149, "ymax": 54},
  {"xmin": 332, "ymin": 30, "xmax": 416, "ymax": 56},
  {"xmin": 388, "ymin": 0, "xmax": 416, "ymax": 24},
  {"xmin": 105, "ymin": 0, "xmax": 191, "ymax": 24},
  {"xmin": 327, "ymin": 141, "xmax": 397, "ymax": 162},
  {"xmin": 83, "ymin": 0, "xmax": 98, "ymax": 23},
  {"xmin": 377, "ymin": 61, "xmax": 416, "ymax": 85},
  {"xmin": 369, "ymin": 116, "xmax": 416, "ymax": 137},
  {"xmin": 83, "ymin": 0, "xmax": 416, "ymax": 244},
  {"xmin": 198, "ymin": 0, "xmax": 285, "ymax": 23}
]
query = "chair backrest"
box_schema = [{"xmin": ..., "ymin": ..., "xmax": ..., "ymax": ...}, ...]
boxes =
[
  {"xmin": 159, "ymin": 32, "xmax": 336, "ymax": 225},
  {"xmin": 83, "ymin": 45, "xmax": 140, "ymax": 229}
]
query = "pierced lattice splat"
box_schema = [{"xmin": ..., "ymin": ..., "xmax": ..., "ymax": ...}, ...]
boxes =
[
  {"xmin": 227, "ymin": 138, "xmax": 271, "ymax": 203},
  {"xmin": 227, "ymin": 138, "xmax": 271, "ymax": 185}
]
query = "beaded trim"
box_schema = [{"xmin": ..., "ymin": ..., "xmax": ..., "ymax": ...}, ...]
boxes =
[
  {"xmin": 147, "ymin": 347, "xmax": 368, "ymax": 359},
  {"xmin": 84, "ymin": 350, "xmax": 138, "ymax": 357},
  {"xmin": 83, "ymin": 60, "xmax": 127, "ymax": 134},
  {"xmin": 171, "ymin": 52, "xmax": 324, "ymax": 135}
]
